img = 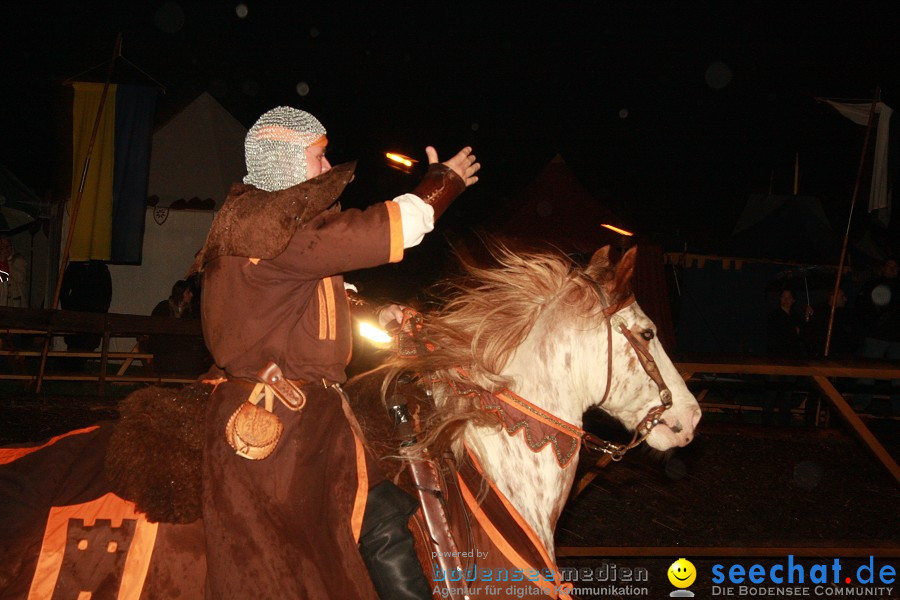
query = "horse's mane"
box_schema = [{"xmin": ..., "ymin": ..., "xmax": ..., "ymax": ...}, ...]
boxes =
[{"xmin": 377, "ymin": 241, "xmax": 615, "ymax": 458}]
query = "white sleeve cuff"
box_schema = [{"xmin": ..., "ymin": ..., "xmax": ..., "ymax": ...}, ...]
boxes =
[{"xmin": 392, "ymin": 193, "xmax": 435, "ymax": 248}]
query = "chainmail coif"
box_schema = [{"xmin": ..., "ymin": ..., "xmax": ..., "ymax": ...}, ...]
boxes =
[{"xmin": 243, "ymin": 106, "xmax": 327, "ymax": 192}]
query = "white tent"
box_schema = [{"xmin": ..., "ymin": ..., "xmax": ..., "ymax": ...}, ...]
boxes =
[
  {"xmin": 146, "ymin": 91, "xmax": 248, "ymax": 211},
  {"xmin": 105, "ymin": 92, "xmax": 247, "ymax": 349}
]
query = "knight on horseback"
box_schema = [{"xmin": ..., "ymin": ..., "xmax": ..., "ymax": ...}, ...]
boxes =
[{"xmin": 188, "ymin": 106, "xmax": 480, "ymax": 599}]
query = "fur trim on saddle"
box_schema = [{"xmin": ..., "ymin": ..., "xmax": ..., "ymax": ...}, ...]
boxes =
[{"xmin": 105, "ymin": 383, "xmax": 210, "ymax": 524}]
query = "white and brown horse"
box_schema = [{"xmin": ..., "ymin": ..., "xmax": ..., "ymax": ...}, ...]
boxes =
[
  {"xmin": 0, "ymin": 244, "xmax": 700, "ymax": 599},
  {"xmin": 347, "ymin": 244, "xmax": 701, "ymax": 597}
]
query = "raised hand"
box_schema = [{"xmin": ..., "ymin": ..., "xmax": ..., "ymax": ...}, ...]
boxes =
[{"xmin": 425, "ymin": 146, "xmax": 480, "ymax": 187}]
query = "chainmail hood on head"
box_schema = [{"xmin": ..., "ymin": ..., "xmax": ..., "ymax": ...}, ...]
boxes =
[{"xmin": 243, "ymin": 106, "xmax": 327, "ymax": 191}]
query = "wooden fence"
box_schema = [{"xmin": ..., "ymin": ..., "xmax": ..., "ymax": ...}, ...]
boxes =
[{"xmin": 0, "ymin": 306, "xmax": 205, "ymax": 394}]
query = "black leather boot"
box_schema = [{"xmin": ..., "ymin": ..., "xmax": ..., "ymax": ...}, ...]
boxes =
[{"xmin": 358, "ymin": 481, "xmax": 432, "ymax": 600}]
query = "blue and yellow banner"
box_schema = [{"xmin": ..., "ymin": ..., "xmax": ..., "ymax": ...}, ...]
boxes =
[{"xmin": 70, "ymin": 82, "xmax": 157, "ymax": 263}]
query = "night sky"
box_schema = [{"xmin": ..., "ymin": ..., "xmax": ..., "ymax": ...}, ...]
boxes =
[{"xmin": 2, "ymin": 2, "xmax": 898, "ymax": 255}]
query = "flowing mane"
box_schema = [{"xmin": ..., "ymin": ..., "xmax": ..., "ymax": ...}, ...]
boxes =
[
  {"xmin": 376, "ymin": 243, "xmax": 625, "ymax": 457},
  {"xmin": 403, "ymin": 245, "xmax": 617, "ymax": 388}
]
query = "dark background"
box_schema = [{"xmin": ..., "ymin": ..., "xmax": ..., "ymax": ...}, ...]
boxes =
[{"xmin": 2, "ymin": 1, "xmax": 899, "ymax": 255}]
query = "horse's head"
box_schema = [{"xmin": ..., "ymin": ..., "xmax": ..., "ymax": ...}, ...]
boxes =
[{"xmin": 582, "ymin": 245, "xmax": 701, "ymax": 451}]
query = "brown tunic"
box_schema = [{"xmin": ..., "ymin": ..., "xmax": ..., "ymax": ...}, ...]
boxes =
[
  {"xmin": 199, "ymin": 177, "xmax": 405, "ymax": 599},
  {"xmin": 201, "ymin": 195, "xmax": 403, "ymax": 382}
]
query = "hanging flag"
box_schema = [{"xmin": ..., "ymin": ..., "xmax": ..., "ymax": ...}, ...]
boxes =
[
  {"xmin": 823, "ymin": 99, "xmax": 893, "ymax": 224},
  {"xmin": 70, "ymin": 82, "xmax": 157, "ymax": 263}
]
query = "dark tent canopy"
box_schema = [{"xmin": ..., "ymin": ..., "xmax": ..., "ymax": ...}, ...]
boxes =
[
  {"xmin": 725, "ymin": 194, "xmax": 841, "ymax": 265},
  {"xmin": 491, "ymin": 154, "xmax": 632, "ymax": 255},
  {"xmin": 486, "ymin": 154, "xmax": 678, "ymax": 351}
]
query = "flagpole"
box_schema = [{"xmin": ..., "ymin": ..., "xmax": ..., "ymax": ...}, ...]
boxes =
[
  {"xmin": 35, "ymin": 34, "xmax": 121, "ymax": 392},
  {"xmin": 824, "ymin": 87, "xmax": 880, "ymax": 357}
]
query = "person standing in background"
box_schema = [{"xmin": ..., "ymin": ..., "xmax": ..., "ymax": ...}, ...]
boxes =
[{"xmin": 0, "ymin": 234, "xmax": 28, "ymax": 308}]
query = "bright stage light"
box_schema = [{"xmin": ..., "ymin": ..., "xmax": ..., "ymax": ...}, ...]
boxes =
[
  {"xmin": 358, "ymin": 321, "xmax": 392, "ymax": 345},
  {"xmin": 601, "ymin": 223, "xmax": 634, "ymax": 236},
  {"xmin": 385, "ymin": 152, "xmax": 414, "ymax": 168}
]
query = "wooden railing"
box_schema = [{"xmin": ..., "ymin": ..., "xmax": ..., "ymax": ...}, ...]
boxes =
[
  {"xmin": 0, "ymin": 306, "xmax": 207, "ymax": 394},
  {"xmin": 674, "ymin": 354, "xmax": 900, "ymax": 483}
]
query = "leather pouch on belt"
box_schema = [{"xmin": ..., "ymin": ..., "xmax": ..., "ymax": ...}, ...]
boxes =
[
  {"xmin": 225, "ymin": 383, "xmax": 283, "ymax": 460},
  {"xmin": 225, "ymin": 362, "xmax": 308, "ymax": 460}
]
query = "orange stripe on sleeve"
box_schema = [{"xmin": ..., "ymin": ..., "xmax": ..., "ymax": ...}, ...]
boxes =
[
  {"xmin": 317, "ymin": 282, "xmax": 328, "ymax": 340},
  {"xmin": 385, "ymin": 201, "xmax": 404, "ymax": 263},
  {"xmin": 323, "ymin": 277, "xmax": 337, "ymax": 341}
]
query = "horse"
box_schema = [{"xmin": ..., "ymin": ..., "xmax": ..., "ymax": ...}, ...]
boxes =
[
  {"xmin": 345, "ymin": 243, "xmax": 701, "ymax": 598},
  {"xmin": 0, "ymin": 244, "xmax": 700, "ymax": 599}
]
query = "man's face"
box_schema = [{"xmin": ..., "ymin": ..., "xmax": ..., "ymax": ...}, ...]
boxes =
[
  {"xmin": 780, "ymin": 290, "xmax": 795, "ymax": 311},
  {"xmin": 304, "ymin": 143, "xmax": 331, "ymax": 180}
]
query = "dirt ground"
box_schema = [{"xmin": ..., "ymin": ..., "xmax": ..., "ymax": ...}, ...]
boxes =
[{"xmin": 1, "ymin": 386, "xmax": 898, "ymax": 599}]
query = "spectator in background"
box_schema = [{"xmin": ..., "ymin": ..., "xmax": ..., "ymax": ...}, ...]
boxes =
[
  {"xmin": 802, "ymin": 287, "xmax": 857, "ymax": 358},
  {"xmin": 767, "ymin": 288, "xmax": 810, "ymax": 357},
  {"xmin": 151, "ymin": 280, "xmax": 193, "ymax": 320},
  {"xmin": 0, "ymin": 234, "xmax": 28, "ymax": 308},
  {"xmin": 852, "ymin": 256, "xmax": 900, "ymax": 413},
  {"xmin": 147, "ymin": 280, "xmax": 210, "ymax": 376},
  {"xmin": 764, "ymin": 288, "xmax": 811, "ymax": 425}
]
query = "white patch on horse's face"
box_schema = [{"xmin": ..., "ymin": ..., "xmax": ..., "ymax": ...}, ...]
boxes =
[{"xmin": 599, "ymin": 304, "xmax": 701, "ymax": 451}]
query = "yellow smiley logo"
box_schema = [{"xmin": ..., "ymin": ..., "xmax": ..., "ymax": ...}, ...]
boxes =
[{"xmin": 667, "ymin": 558, "xmax": 697, "ymax": 588}]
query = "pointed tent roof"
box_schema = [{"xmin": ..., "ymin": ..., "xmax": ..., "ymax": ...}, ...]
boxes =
[
  {"xmin": 148, "ymin": 92, "xmax": 247, "ymax": 209},
  {"xmin": 492, "ymin": 155, "xmax": 630, "ymax": 254},
  {"xmin": 725, "ymin": 194, "xmax": 841, "ymax": 264}
]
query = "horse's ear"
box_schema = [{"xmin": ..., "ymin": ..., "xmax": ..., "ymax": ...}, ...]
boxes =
[
  {"xmin": 586, "ymin": 245, "xmax": 612, "ymax": 279},
  {"xmin": 610, "ymin": 245, "xmax": 638, "ymax": 298}
]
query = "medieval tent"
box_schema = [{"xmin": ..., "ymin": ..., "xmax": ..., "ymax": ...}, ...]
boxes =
[
  {"xmin": 485, "ymin": 154, "xmax": 679, "ymax": 352},
  {"xmin": 724, "ymin": 194, "xmax": 842, "ymax": 265},
  {"xmin": 104, "ymin": 92, "xmax": 246, "ymax": 349},
  {"xmin": 491, "ymin": 154, "xmax": 633, "ymax": 255}
]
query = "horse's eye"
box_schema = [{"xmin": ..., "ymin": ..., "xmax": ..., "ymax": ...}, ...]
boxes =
[{"xmin": 641, "ymin": 329, "xmax": 655, "ymax": 341}]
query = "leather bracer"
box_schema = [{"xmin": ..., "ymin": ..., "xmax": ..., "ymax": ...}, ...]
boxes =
[{"xmin": 411, "ymin": 163, "xmax": 466, "ymax": 221}]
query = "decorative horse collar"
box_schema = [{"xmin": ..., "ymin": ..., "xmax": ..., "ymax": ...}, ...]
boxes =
[{"xmin": 444, "ymin": 371, "xmax": 583, "ymax": 468}]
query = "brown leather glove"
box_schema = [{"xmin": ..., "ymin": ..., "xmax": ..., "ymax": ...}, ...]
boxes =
[{"xmin": 411, "ymin": 163, "xmax": 467, "ymax": 221}]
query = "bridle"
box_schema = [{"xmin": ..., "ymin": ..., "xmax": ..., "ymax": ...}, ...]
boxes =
[{"xmin": 574, "ymin": 273, "xmax": 674, "ymax": 462}]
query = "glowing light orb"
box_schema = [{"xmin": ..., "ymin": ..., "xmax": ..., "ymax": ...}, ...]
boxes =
[
  {"xmin": 155, "ymin": 2, "xmax": 185, "ymax": 34},
  {"xmin": 705, "ymin": 61, "xmax": 733, "ymax": 90}
]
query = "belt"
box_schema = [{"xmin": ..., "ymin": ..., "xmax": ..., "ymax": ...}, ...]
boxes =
[{"xmin": 228, "ymin": 362, "xmax": 342, "ymax": 412}]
